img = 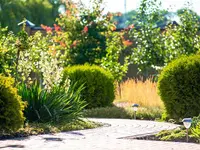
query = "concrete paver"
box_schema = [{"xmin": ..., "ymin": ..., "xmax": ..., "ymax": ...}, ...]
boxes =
[{"xmin": 0, "ymin": 118, "xmax": 200, "ymax": 150}]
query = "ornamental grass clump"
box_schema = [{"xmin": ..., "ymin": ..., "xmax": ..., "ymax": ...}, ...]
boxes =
[
  {"xmin": 115, "ymin": 78, "xmax": 163, "ymax": 109},
  {"xmin": 18, "ymin": 82, "xmax": 86, "ymax": 123}
]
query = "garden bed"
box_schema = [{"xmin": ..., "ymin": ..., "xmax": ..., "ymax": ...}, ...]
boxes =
[
  {"xmin": 123, "ymin": 127, "xmax": 200, "ymax": 144},
  {"xmin": 0, "ymin": 120, "xmax": 102, "ymax": 140}
]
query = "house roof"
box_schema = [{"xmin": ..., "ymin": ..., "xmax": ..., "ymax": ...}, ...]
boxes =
[{"xmin": 18, "ymin": 19, "xmax": 35, "ymax": 27}]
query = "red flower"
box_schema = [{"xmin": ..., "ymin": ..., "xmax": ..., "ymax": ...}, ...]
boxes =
[
  {"xmin": 41, "ymin": 24, "xmax": 47, "ymax": 30},
  {"xmin": 54, "ymin": 24, "xmax": 61, "ymax": 32},
  {"xmin": 41, "ymin": 24, "xmax": 52, "ymax": 34},
  {"xmin": 123, "ymin": 40, "xmax": 133, "ymax": 46},
  {"xmin": 66, "ymin": 10, "xmax": 71, "ymax": 16},
  {"xmin": 70, "ymin": 40, "xmax": 78, "ymax": 48},
  {"xmin": 46, "ymin": 27, "xmax": 52, "ymax": 33},
  {"xmin": 129, "ymin": 24, "xmax": 134, "ymax": 29},
  {"xmin": 59, "ymin": 41, "xmax": 66, "ymax": 47},
  {"xmin": 83, "ymin": 26, "xmax": 88, "ymax": 33}
]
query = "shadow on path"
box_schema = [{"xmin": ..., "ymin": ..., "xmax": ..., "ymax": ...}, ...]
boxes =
[{"xmin": 0, "ymin": 144, "xmax": 25, "ymax": 149}]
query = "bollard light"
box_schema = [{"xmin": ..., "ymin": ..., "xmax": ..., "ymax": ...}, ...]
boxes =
[
  {"xmin": 132, "ymin": 104, "xmax": 139, "ymax": 119},
  {"xmin": 182, "ymin": 118, "xmax": 192, "ymax": 142}
]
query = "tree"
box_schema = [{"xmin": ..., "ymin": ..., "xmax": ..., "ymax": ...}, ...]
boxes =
[
  {"xmin": 128, "ymin": 0, "xmax": 165, "ymax": 73},
  {"xmin": 0, "ymin": 0, "xmax": 29, "ymax": 32},
  {"xmin": 0, "ymin": 0, "xmax": 61, "ymax": 33},
  {"xmin": 163, "ymin": 8, "xmax": 200, "ymax": 63},
  {"xmin": 127, "ymin": 0, "xmax": 200, "ymax": 74},
  {"xmin": 55, "ymin": 0, "xmax": 129, "ymax": 81}
]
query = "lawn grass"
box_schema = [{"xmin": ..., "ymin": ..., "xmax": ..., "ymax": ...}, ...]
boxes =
[{"xmin": 0, "ymin": 119, "xmax": 101, "ymax": 139}]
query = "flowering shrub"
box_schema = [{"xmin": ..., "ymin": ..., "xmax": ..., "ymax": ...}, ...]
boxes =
[
  {"xmin": 16, "ymin": 30, "xmax": 65, "ymax": 91},
  {"xmin": 0, "ymin": 27, "xmax": 17, "ymax": 76},
  {"xmin": 55, "ymin": 0, "xmax": 129, "ymax": 81}
]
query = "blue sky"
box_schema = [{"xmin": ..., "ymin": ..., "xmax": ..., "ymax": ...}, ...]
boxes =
[{"xmin": 79, "ymin": 0, "xmax": 200, "ymax": 14}]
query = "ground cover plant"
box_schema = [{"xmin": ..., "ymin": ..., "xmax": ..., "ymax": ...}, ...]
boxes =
[
  {"xmin": 141, "ymin": 115, "xmax": 200, "ymax": 143},
  {"xmin": 0, "ymin": 119, "xmax": 101, "ymax": 140},
  {"xmin": 84, "ymin": 105, "xmax": 163, "ymax": 120}
]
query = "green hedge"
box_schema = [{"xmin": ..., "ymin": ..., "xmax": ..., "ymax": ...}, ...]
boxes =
[
  {"xmin": 158, "ymin": 55, "xmax": 200, "ymax": 120},
  {"xmin": 62, "ymin": 65, "xmax": 115, "ymax": 108},
  {"xmin": 0, "ymin": 75, "xmax": 25, "ymax": 132}
]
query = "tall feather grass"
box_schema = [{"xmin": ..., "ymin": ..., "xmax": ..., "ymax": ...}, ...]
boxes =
[{"xmin": 115, "ymin": 78, "xmax": 163, "ymax": 109}]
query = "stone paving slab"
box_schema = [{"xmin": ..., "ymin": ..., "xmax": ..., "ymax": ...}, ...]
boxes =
[{"xmin": 0, "ymin": 118, "xmax": 200, "ymax": 150}]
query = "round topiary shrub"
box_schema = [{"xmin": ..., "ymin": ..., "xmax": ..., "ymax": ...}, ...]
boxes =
[
  {"xmin": 158, "ymin": 55, "xmax": 200, "ymax": 120},
  {"xmin": 0, "ymin": 75, "xmax": 25, "ymax": 132},
  {"xmin": 62, "ymin": 65, "xmax": 115, "ymax": 108}
]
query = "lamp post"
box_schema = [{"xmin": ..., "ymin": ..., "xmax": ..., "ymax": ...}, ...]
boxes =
[
  {"xmin": 182, "ymin": 118, "xmax": 192, "ymax": 142},
  {"xmin": 132, "ymin": 104, "xmax": 139, "ymax": 120}
]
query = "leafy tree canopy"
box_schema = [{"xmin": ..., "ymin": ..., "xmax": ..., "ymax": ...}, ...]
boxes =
[{"xmin": 0, "ymin": 0, "xmax": 61, "ymax": 33}]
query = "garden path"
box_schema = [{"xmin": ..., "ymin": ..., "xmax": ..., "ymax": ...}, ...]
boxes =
[{"xmin": 0, "ymin": 118, "xmax": 200, "ymax": 150}]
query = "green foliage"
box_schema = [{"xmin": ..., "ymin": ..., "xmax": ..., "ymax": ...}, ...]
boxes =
[
  {"xmin": 113, "ymin": 10, "xmax": 137, "ymax": 29},
  {"xmin": 0, "ymin": 0, "xmax": 59, "ymax": 33},
  {"xmin": 84, "ymin": 106, "xmax": 131, "ymax": 119},
  {"xmin": 18, "ymin": 82, "xmax": 86, "ymax": 123},
  {"xmin": 0, "ymin": 119, "xmax": 101, "ymax": 139},
  {"xmin": 16, "ymin": 30, "xmax": 65, "ymax": 90},
  {"xmin": 190, "ymin": 115, "xmax": 200, "ymax": 142},
  {"xmin": 158, "ymin": 55, "xmax": 200, "ymax": 120},
  {"xmin": 164, "ymin": 8, "xmax": 200, "ymax": 63},
  {"xmin": 0, "ymin": 27, "xmax": 17, "ymax": 76},
  {"xmin": 191, "ymin": 122, "xmax": 200, "ymax": 141},
  {"xmin": 56, "ymin": 0, "xmax": 129, "ymax": 81},
  {"xmin": 129, "ymin": 0, "xmax": 165, "ymax": 72},
  {"xmin": 62, "ymin": 65, "xmax": 115, "ymax": 108},
  {"xmin": 156, "ymin": 116, "xmax": 200, "ymax": 143},
  {"xmin": 57, "ymin": 0, "xmax": 110, "ymax": 65},
  {"xmin": 100, "ymin": 31, "xmax": 129, "ymax": 81},
  {"xmin": 0, "ymin": 75, "xmax": 25, "ymax": 132},
  {"xmin": 84, "ymin": 106, "xmax": 163, "ymax": 120},
  {"xmin": 155, "ymin": 127, "xmax": 187, "ymax": 142},
  {"xmin": 127, "ymin": 0, "xmax": 200, "ymax": 73},
  {"xmin": 192, "ymin": 115, "xmax": 200, "ymax": 127}
]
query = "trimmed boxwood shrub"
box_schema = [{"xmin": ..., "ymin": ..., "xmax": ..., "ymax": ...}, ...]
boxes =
[
  {"xmin": 62, "ymin": 65, "xmax": 115, "ymax": 108},
  {"xmin": 0, "ymin": 75, "xmax": 25, "ymax": 132},
  {"xmin": 158, "ymin": 55, "xmax": 200, "ymax": 120}
]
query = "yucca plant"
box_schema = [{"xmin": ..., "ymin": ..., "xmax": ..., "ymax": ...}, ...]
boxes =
[{"xmin": 18, "ymin": 82, "xmax": 86, "ymax": 123}]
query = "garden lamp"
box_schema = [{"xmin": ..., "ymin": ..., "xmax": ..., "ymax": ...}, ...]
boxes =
[
  {"xmin": 132, "ymin": 104, "xmax": 139, "ymax": 120},
  {"xmin": 182, "ymin": 118, "xmax": 192, "ymax": 142}
]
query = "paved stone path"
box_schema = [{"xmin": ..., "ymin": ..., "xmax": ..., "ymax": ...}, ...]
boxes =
[{"xmin": 0, "ymin": 118, "xmax": 200, "ymax": 150}]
